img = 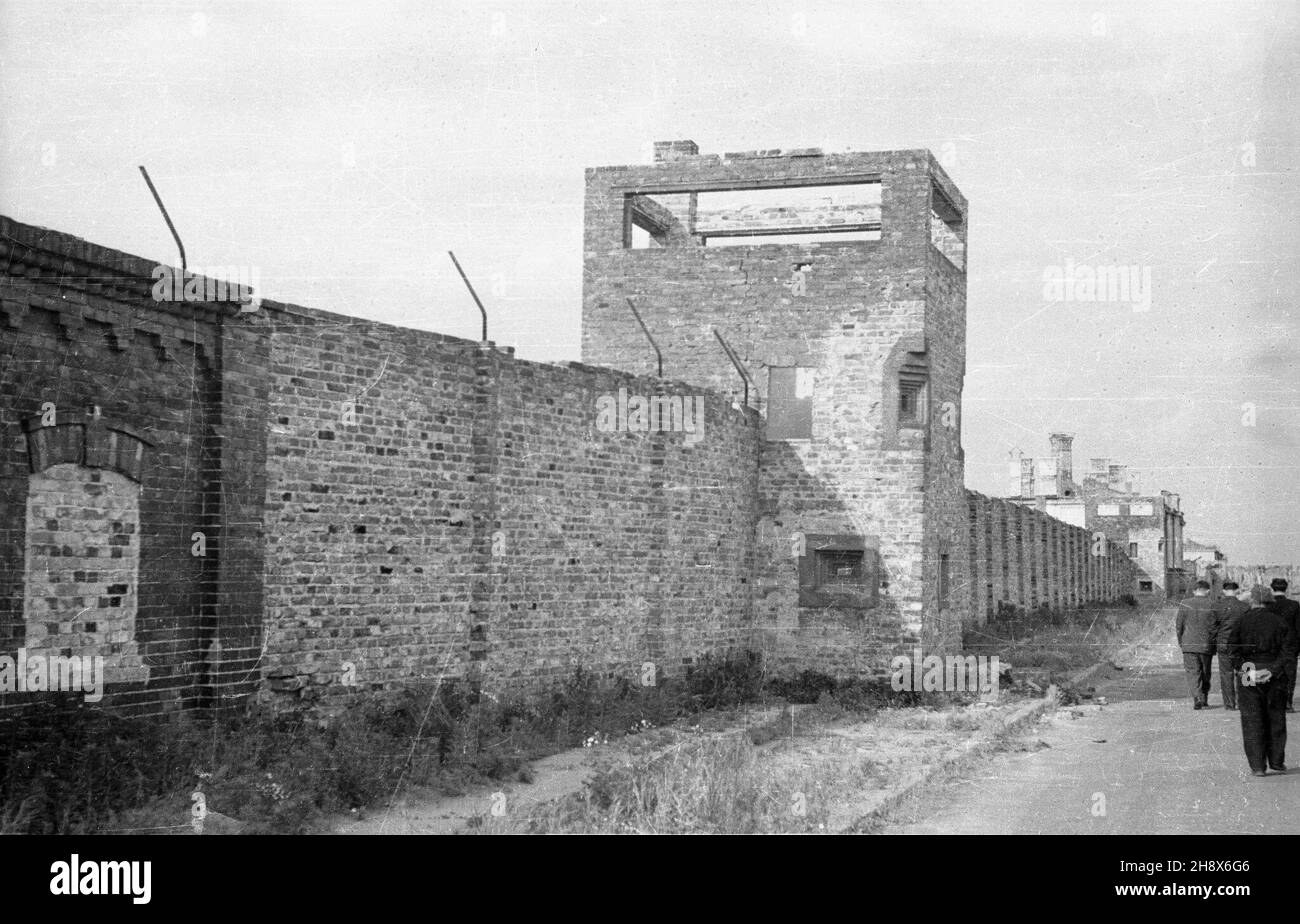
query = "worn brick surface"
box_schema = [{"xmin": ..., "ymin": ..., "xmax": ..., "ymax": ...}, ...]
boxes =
[{"xmin": 0, "ymin": 141, "xmax": 1146, "ymax": 714}]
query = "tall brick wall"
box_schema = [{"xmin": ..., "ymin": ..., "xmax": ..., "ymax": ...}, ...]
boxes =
[
  {"xmin": 1224, "ymin": 565, "xmax": 1300, "ymax": 590},
  {"xmin": 0, "ymin": 136, "xmax": 1151, "ymax": 719},
  {"xmin": 965, "ymin": 490, "xmax": 1136, "ymax": 626},
  {"xmin": 257, "ymin": 302, "xmax": 760, "ymax": 706}
]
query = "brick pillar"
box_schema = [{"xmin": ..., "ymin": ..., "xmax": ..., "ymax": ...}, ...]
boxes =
[
  {"xmin": 992, "ymin": 501, "xmax": 1007, "ymax": 616},
  {"xmin": 467, "ymin": 343, "xmax": 503, "ymax": 696},
  {"xmin": 1067, "ymin": 527, "xmax": 1078, "ymax": 609},
  {"xmin": 208, "ymin": 308, "xmax": 271, "ymax": 712},
  {"xmin": 969, "ymin": 494, "xmax": 985, "ymax": 624},
  {"xmin": 1051, "ymin": 519, "xmax": 1063, "ymax": 610},
  {"xmin": 1017, "ymin": 507, "xmax": 1031, "ymax": 610},
  {"xmin": 1071, "ymin": 527, "xmax": 1081, "ymax": 608},
  {"xmin": 1029, "ymin": 509, "xmax": 1040, "ymax": 610},
  {"xmin": 982, "ymin": 496, "xmax": 994, "ymax": 622}
]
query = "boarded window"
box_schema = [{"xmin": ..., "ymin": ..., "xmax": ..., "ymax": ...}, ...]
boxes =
[
  {"xmin": 1129, "ymin": 542, "xmax": 1138, "ymax": 557},
  {"xmin": 767, "ymin": 366, "xmax": 814, "ymax": 440},
  {"xmin": 1097, "ymin": 504, "xmax": 1121, "ymax": 516}
]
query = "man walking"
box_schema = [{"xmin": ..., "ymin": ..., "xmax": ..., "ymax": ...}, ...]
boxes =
[
  {"xmin": 1176, "ymin": 580, "xmax": 1220, "ymax": 710},
  {"xmin": 1214, "ymin": 581, "xmax": 1250, "ymax": 710},
  {"xmin": 1228, "ymin": 584, "xmax": 1298, "ymax": 776},
  {"xmin": 1268, "ymin": 578, "xmax": 1300, "ymax": 712}
]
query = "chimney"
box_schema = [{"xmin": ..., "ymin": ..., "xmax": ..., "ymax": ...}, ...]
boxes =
[
  {"xmin": 1049, "ymin": 432, "xmax": 1073, "ymax": 494},
  {"xmin": 1020, "ymin": 457, "xmax": 1035, "ymax": 497},
  {"xmin": 654, "ymin": 140, "xmax": 699, "ymax": 163},
  {"xmin": 1107, "ymin": 463, "xmax": 1130, "ymax": 493}
]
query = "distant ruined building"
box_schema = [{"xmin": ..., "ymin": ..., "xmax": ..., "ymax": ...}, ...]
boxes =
[
  {"xmin": 0, "ymin": 140, "xmax": 1137, "ymax": 718},
  {"xmin": 1007, "ymin": 434, "xmax": 1194, "ymax": 599}
]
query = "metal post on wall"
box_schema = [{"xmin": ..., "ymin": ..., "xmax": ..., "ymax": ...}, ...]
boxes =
[
  {"xmin": 712, "ymin": 327, "xmax": 754, "ymax": 408},
  {"xmin": 138, "ymin": 165, "xmax": 187, "ymax": 275},
  {"xmin": 448, "ymin": 251, "xmax": 489, "ymax": 343},
  {"xmin": 625, "ymin": 297, "xmax": 663, "ymax": 379}
]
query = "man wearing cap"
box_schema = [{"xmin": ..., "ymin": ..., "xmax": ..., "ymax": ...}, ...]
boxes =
[
  {"xmin": 1214, "ymin": 582, "xmax": 1250, "ymax": 710},
  {"xmin": 1269, "ymin": 578, "xmax": 1300, "ymax": 712},
  {"xmin": 1228, "ymin": 584, "xmax": 1298, "ymax": 776},
  {"xmin": 1176, "ymin": 580, "xmax": 1220, "ymax": 710}
]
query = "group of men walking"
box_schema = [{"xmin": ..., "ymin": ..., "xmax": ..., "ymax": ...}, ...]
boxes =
[{"xmin": 1176, "ymin": 578, "xmax": 1300, "ymax": 777}]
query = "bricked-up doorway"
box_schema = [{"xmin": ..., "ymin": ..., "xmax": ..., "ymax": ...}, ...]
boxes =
[
  {"xmin": 23, "ymin": 463, "xmax": 149, "ymax": 683},
  {"xmin": 18, "ymin": 411, "xmax": 154, "ymax": 688}
]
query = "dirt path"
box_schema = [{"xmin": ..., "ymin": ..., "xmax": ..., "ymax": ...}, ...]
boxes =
[
  {"xmin": 879, "ymin": 606, "xmax": 1300, "ymax": 834},
  {"xmin": 334, "ymin": 705, "xmax": 795, "ymax": 834},
  {"xmin": 333, "ymin": 605, "xmax": 1154, "ymax": 834}
]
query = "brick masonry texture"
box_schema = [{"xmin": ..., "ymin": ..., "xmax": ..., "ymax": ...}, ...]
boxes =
[
  {"xmin": 0, "ymin": 143, "xmax": 1143, "ymax": 715},
  {"xmin": 23, "ymin": 463, "xmax": 147, "ymax": 682},
  {"xmin": 581, "ymin": 147, "xmax": 974, "ymax": 677}
]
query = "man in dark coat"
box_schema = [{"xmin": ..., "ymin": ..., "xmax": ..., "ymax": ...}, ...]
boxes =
[
  {"xmin": 1228, "ymin": 584, "xmax": 1299, "ymax": 776},
  {"xmin": 1268, "ymin": 578, "xmax": 1300, "ymax": 712},
  {"xmin": 1176, "ymin": 580, "xmax": 1220, "ymax": 709},
  {"xmin": 1214, "ymin": 582, "xmax": 1250, "ymax": 710}
]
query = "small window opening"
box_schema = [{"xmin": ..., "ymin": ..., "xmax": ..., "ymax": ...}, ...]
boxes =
[
  {"xmin": 930, "ymin": 181, "xmax": 965, "ymax": 269},
  {"xmin": 899, "ymin": 372, "xmax": 928, "ymax": 427},
  {"xmin": 817, "ymin": 549, "xmax": 864, "ymax": 586},
  {"xmin": 624, "ymin": 182, "xmax": 882, "ymax": 249},
  {"xmin": 798, "ymin": 534, "xmax": 878, "ymax": 609}
]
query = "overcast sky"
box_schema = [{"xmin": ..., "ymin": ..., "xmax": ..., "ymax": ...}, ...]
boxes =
[{"xmin": 3, "ymin": 0, "xmax": 1297, "ymax": 564}]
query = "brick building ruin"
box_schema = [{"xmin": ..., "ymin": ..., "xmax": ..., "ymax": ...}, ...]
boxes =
[
  {"xmin": 0, "ymin": 140, "xmax": 1138, "ymax": 717},
  {"xmin": 1009, "ymin": 433, "xmax": 1190, "ymax": 599}
]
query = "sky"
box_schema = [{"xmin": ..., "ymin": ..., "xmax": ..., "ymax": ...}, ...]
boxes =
[{"xmin": 2, "ymin": 0, "xmax": 1297, "ymax": 563}]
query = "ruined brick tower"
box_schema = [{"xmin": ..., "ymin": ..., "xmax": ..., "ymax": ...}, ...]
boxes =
[{"xmin": 582, "ymin": 141, "xmax": 970, "ymax": 674}]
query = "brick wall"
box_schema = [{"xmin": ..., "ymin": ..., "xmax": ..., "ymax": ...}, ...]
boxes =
[
  {"xmin": 965, "ymin": 490, "xmax": 1136, "ymax": 626},
  {"xmin": 0, "ymin": 134, "xmax": 1149, "ymax": 718},
  {"xmin": 0, "ymin": 216, "xmax": 265, "ymax": 717},
  {"xmin": 257, "ymin": 302, "xmax": 761, "ymax": 706},
  {"xmin": 1224, "ymin": 565, "xmax": 1300, "ymax": 591},
  {"xmin": 582, "ymin": 145, "xmax": 971, "ymax": 679}
]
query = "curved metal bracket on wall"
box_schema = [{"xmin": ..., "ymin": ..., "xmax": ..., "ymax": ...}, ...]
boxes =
[
  {"xmin": 625, "ymin": 297, "xmax": 663, "ymax": 379},
  {"xmin": 712, "ymin": 328, "xmax": 755, "ymax": 408},
  {"xmin": 138, "ymin": 165, "xmax": 186, "ymax": 275},
  {"xmin": 448, "ymin": 251, "xmax": 489, "ymax": 342}
]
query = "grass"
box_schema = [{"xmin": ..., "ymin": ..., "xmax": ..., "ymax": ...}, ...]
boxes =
[
  {"xmin": 0, "ymin": 622, "xmax": 1116, "ymax": 836},
  {"xmin": 0, "ymin": 652, "xmax": 774, "ymax": 834},
  {"xmin": 518, "ymin": 733, "xmax": 855, "ymax": 834}
]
